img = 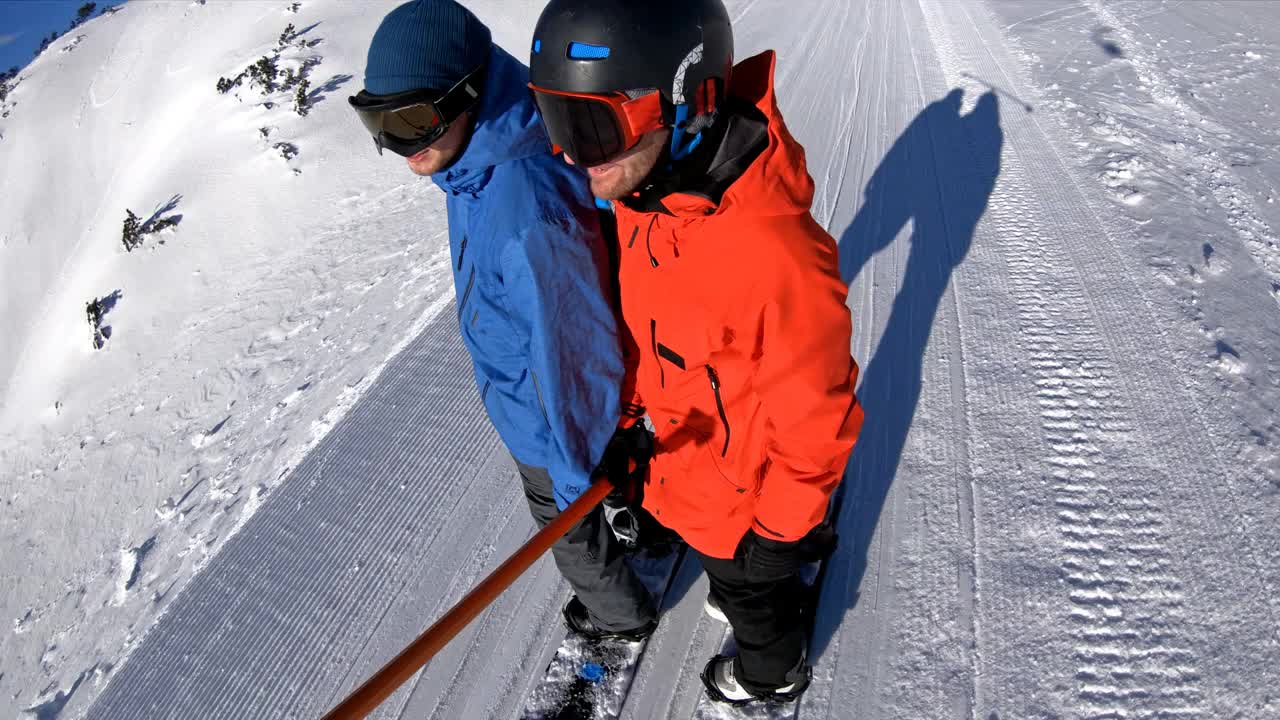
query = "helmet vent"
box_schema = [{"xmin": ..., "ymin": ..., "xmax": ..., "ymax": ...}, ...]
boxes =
[{"xmin": 567, "ymin": 42, "xmax": 612, "ymax": 60}]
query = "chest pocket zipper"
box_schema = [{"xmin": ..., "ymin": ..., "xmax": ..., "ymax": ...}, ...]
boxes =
[
  {"xmin": 706, "ymin": 365, "xmax": 731, "ymax": 457},
  {"xmin": 650, "ymin": 319, "xmax": 664, "ymax": 388}
]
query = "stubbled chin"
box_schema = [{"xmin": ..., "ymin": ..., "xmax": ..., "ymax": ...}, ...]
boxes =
[
  {"xmin": 407, "ymin": 153, "xmax": 437, "ymax": 176},
  {"xmin": 590, "ymin": 177, "xmax": 626, "ymax": 200}
]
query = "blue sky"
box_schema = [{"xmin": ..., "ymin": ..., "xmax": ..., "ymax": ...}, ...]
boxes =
[{"xmin": 0, "ymin": 0, "xmax": 127, "ymax": 74}]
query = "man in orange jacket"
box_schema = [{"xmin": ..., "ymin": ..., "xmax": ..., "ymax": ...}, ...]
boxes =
[{"xmin": 530, "ymin": 0, "xmax": 863, "ymax": 705}]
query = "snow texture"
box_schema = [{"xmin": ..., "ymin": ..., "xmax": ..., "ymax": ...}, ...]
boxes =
[{"xmin": 2, "ymin": 1, "xmax": 1279, "ymax": 719}]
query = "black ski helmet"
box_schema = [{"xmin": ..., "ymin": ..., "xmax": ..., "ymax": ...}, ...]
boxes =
[{"xmin": 529, "ymin": 0, "xmax": 734, "ymax": 118}]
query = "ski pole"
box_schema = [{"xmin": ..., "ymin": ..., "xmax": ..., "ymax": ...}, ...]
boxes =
[{"xmin": 320, "ymin": 476, "xmax": 614, "ymax": 720}]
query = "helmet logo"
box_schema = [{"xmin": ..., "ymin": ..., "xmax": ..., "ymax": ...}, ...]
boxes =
[{"xmin": 672, "ymin": 42, "xmax": 704, "ymax": 105}]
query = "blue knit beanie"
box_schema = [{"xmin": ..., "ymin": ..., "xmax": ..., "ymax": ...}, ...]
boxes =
[{"xmin": 364, "ymin": 0, "xmax": 492, "ymax": 96}]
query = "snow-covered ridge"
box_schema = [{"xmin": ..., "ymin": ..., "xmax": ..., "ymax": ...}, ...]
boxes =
[{"xmin": 0, "ymin": 1, "xmax": 464, "ymax": 715}]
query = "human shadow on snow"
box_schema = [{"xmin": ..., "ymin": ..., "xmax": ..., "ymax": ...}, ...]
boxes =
[{"xmin": 809, "ymin": 89, "xmax": 1003, "ymax": 661}]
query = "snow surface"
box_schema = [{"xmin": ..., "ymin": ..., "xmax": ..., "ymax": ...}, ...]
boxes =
[{"xmin": 2, "ymin": 0, "xmax": 1279, "ymax": 718}]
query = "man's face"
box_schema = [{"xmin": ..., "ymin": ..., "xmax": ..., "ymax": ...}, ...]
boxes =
[
  {"xmin": 566, "ymin": 128, "xmax": 670, "ymax": 200},
  {"xmin": 405, "ymin": 111, "xmax": 471, "ymax": 176}
]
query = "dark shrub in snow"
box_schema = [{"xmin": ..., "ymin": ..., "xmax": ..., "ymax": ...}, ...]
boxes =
[
  {"xmin": 121, "ymin": 210, "xmax": 142, "ymax": 252},
  {"xmin": 294, "ymin": 79, "xmax": 310, "ymax": 116}
]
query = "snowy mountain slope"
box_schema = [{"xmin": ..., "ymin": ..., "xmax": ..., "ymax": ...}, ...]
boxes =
[
  {"xmin": 4, "ymin": 0, "xmax": 1280, "ymax": 718},
  {"xmin": 1, "ymin": 0, "xmax": 463, "ymax": 715}
]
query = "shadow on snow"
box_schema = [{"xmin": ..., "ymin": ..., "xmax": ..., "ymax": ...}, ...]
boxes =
[{"xmin": 810, "ymin": 88, "xmax": 1004, "ymax": 661}]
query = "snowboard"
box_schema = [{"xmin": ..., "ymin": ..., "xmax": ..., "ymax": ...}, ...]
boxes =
[{"xmin": 520, "ymin": 545, "xmax": 688, "ymax": 720}]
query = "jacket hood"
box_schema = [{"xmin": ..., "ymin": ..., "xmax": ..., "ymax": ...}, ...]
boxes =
[
  {"xmin": 659, "ymin": 51, "xmax": 817, "ymax": 220},
  {"xmin": 433, "ymin": 44, "xmax": 549, "ymax": 193}
]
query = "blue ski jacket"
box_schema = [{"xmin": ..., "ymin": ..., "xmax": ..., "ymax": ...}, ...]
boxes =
[{"xmin": 431, "ymin": 44, "xmax": 622, "ymax": 509}]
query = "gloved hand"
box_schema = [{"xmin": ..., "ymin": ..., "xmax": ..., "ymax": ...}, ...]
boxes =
[
  {"xmin": 597, "ymin": 423, "xmax": 655, "ymax": 549},
  {"xmin": 597, "ymin": 422, "xmax": 653, "ymax": 501}
]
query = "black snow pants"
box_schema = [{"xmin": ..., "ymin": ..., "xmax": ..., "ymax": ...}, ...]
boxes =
[
  {"xmin": 698, "ymin": 549, "xmax": 809, "ymax": 693},
  {"xmin": 516, "ymin": 460, "xmax": 656, "ymax": 632}
]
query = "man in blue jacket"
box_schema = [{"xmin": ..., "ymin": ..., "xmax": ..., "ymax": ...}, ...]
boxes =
[{"xmin": 349, "ymin": 0, "xmax": 656, "ymax": 639}]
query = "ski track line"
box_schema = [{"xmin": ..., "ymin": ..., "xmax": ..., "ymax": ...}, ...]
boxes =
[
  {"xmin": 85, "ymin": 307, "xmax": 509, "ymax": 720},
  {"xmin": 925, "ymin": 0, "xmax": 1278, "ymax": 715},
  {"xmin": 401, "ymin": 509, "xmax": 527, "ymax": 717},
  {"xmin": 318, "ymin": 405, "xmax": 511, "ymax": 702},
  {"xmin": 331, "ymin": 455, "xmax": 519, "ymax": 716},
  {"xmin": 619, "ymin": 553, "xmax": 712, "ymax": 720},
  {"xmin": 798, "ymin": 3, "xmax": 914, "ymax": 718},
  {"xmin": 384, "ymin": 472, "xmax": 539, "ymax": 720},
  {"xmin": 955, "ymin": 0, "xmax": 1278, "ymax": 639},
  {"xmin": 824, "ymin": 3, "xmax": 953, "ymax": 718},
  {"xmin": 902, "ymin": 3, "xmax": 982, "ymax": 718},
  {"xmin": 926, "ymin": 3, "xmax": 1209, "ymax": 717}
]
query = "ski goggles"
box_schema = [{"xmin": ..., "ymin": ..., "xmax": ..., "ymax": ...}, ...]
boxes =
[
  {"xmin": 527, "ymin": 84, "xmax": 664, "ymax": 167},
  {"xmin": 349, "ymin": 66, "xmax": 484, "ymax": 158}
]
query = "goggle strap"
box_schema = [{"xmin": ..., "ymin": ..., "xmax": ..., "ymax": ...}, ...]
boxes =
[
  {"xmin": 434, "ymin": 65, "xmax": 486, "ymax": 124},
  {"xmin": 620, "ymin": 93, "xmax": 664, "ymax": 138},
  {"xmin": 697, "ymin": 78, "xmax": 718, "ymax": 116}
]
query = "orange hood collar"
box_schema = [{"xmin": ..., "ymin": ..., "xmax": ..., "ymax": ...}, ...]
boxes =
[{"xmin": 661, "ymin": 50, "xmax": 817, "ymax": 219}]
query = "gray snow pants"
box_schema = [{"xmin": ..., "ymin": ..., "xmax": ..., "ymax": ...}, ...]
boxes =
[{"xmin": 516, "ymin": 459, "xmax": 656, "ymax": 632}]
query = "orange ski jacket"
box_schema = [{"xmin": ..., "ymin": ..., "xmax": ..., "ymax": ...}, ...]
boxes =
[{"xmin": 613, "ymin": 51, "xmax": 863, "ymax": 559}]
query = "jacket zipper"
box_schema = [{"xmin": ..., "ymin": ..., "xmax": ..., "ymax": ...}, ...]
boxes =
[
  {"xmin": 530, "ymin": 369, "xmax": 550, "ymax": 424},
  {"xmin": 456, "ymin": 235, "xmax": 468, "ymax": 270},
  {"xmin": 706, "ymin": 365, "xmax": 730, "ymax": 457},
  {"xmin": 644, "ymin": 216, "xmax": 659, "ymax": 268},
  {"xmin": 650, "ymin": 319, "xmax": 664, "ymax": 387},
  {"xmin": 458, "ymin": 266, "xmax": 476, "ymax": 316}
]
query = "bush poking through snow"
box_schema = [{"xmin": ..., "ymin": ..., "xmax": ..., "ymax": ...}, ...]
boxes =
[
  {"xmin": 248, "ymin": 56, "xmax": 279, "ymax": 93},
  {"xmin": 75, "ymin": 3, "xmax": 98, "ymax": 25},
  {"xmin": 216, "ymin": 25, "xmax": 325, "ymax": 112},
  {"xmin": 148, "ymin": 216, "xmax": 179, "ymax": 233},
  {"xmin": 294, "ymin": 79, "xmax": 310, "ymax": 116},
  {"xmin": 85, "ymin": 290, "xmax": 121, "ymax": 350},
  {"xmin": 0, "ymin": 67, "xmax": 18, "ymax": 107},
  {"xmin": 121, "ymin": 198, "xmax": 183, "ymax": 252},
  {"xmin": 35, "ymin": 32, "xmax": 59, "ymax": 59},
  {"xmin": 274, "ymin": 142, "xmax": 298, "ymax": 161},
  {"xmin": 121, "ymin": 210, "xmax": 143, "ymax": 252}
]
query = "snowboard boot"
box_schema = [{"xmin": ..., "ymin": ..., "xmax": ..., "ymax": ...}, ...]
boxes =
[
  {"xmin": 700, "ymin": 655, "xmax": 811, "ymax": 705},
  {"xmin": 562, "ymin": 596, "xmax": 657, "ymax": 642},
  {"xmin": 703, "ymin": 593, "xmax": 728, "ymax": 623}
]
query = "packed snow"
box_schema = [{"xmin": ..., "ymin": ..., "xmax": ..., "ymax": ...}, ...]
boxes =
[{"xmin": 2, "ymin": 1, "xmax": 1278, "ymax": 718}]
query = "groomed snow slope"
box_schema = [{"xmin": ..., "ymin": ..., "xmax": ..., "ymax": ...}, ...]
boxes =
[{"xmin": 4, "ymin": 1, "xmax": 1279, "ymax": 718}]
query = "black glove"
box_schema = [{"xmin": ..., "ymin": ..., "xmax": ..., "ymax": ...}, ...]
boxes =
[
  {"xmin": 598, "ymin": 423, "xmax": 655, "ymax": 549},
  {"xmin": 597, "ymin": 423, "xmax": 653, "ymax": 502},
  {"xmin": 798, "ymin": 522, "xmax": 838, "ymax": 562}
]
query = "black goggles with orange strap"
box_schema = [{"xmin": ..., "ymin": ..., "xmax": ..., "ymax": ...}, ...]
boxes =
[
  {"xmin": 527, "ymin": 84, "xmax": 664, "ymax": 167},
  {"xmin": 349, "ymin": 66, "xmax": 485, "ymax": 158}
]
